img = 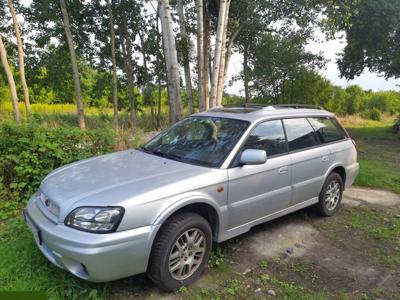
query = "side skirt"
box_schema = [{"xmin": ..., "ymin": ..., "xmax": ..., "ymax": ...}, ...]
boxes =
[{"xmin": 218, "ymin": 197, "xmax": 318, "ymax": 242}]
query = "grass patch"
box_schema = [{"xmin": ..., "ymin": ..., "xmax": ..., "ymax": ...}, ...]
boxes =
[
  {"xmin": 340, "ymin": 115, "xmax": 400, "ymax": 193},
  {"xmin": 355, "ymin": 158, "xmax": 400, "ymax": 193},
  {"xmin": 324, "ymin": 207, "xmax": 400, "ymax": 269},
  {"xmin": 0, "ymin": 219, "xmax": 106, "ymax": 300}
]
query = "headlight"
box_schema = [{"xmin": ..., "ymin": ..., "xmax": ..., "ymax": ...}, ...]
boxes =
[{"xmin": 65, "ymin": 207, "xmax": 124, "ymax": 233}]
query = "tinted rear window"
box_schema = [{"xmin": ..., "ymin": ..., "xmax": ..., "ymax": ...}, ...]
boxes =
[
  {"xmin": 308, "ymin": 117, "xmax": 346, "ymax": 143},
  {"xmin": 283, "ymin": 118, "xmax": 319, "ymax": 152}
]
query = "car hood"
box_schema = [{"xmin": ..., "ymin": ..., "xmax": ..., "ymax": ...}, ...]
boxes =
[{"xmin": 40, "ymin": 149, "xmax": 212, "ymax": 212}]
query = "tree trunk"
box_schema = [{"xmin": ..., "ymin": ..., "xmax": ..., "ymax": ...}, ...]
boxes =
[
  {"xmin": 139, "ymin": 29, "xmax": 155, "ymax": 129},
  {"xmin": 0, "ymin": 35, "xmax": 21, "ymax": 124},
  {"xmin": 209, "ymin": 0, "xmax": 230, "ymax": 108},
  {"xmin": 203, "ymin": 2, "xmax": 211, "ymax": 110},
  {"xmin": 7, "ymin": 0, "xmax": 31, "ymax": 117},
  {"xmin": 196, "ymin": 0, "xmax": 205, "ymax": 112},
  {"xmin": 157, "ymin": 78, "xmax": 162, "ymax": 130},
  {"xmin": 216, "ymin": 0, "xmax": 231, "ymax": 106},
  {"xmin": 107, "ymin": 0, "xmax": 118, "ymax": 127},
  {"xmin": 220, "ymin": 24, "xmax": 242, "ymax": 101},
  {"xmin": 158, "ymin": 2, "xmax": 174, "ymax": 123},
  {"xmin": 155, "ymin": 11, "xmax": 162, "ymax": 129},
  {"xmin": 243, "ymin": 43, "xmax": 250, "ymax": 103},
  {"xmin": 121, "ymin": 17, "xmax": 137, "ymax": 130},
  {"xmin": 159, "ymin": 0, "xmax": 183, "ymax": 123},
  {"xmin": 177, "ymin": 0, "xmax": 194, "ymax": 114},
  {"xmin": 59, "ymin": 0, "xmax": 85, "ymax": 129}
]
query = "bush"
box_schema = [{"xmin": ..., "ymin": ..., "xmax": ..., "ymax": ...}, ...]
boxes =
[
  {"xmin": 0, "ymin": 122, "xmax": 115, "ymax": 220},
  {"xmin": 392, "ymin": 116, "xmax": 400, "ymax": 134},
  {"xmin": 361, "ymin": 108, "xmax": 381, "ymax": 121}
]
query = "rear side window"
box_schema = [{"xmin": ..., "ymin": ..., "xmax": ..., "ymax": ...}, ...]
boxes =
[
  {"xmin": 283, "ymin": 118, "xmax": 319, "ymax": 152},
  {"xmin": 243, "ymin": 120, "xmax": 287, "ymax": 156},
  {"xmin": 308, "ymin": 117, "xmax": 346, "ymax": 143}
]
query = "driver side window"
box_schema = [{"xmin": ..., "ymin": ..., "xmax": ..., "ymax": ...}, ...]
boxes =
[{"xmin": 242, "ymin": 120, "xmax": 288, "ymax": 157}]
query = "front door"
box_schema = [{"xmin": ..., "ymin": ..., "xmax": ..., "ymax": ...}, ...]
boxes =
[{"xmin": 227, "ymin": 119, "xmax": 291, "ymax": 229}]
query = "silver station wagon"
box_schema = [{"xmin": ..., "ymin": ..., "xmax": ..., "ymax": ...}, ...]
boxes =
[{"xmin": 25, "ymin": 105, "xmax": 359, "ymax": 291}]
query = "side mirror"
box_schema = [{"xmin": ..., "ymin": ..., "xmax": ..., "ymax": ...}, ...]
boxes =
[{"xmin": 240, "ymin": 149, "xmax": 267, "ymax": 165}]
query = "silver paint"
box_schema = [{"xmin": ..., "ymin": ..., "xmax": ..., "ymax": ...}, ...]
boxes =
[{"xmin": 25, "ymin": 106, "xmax": 359, "ymax": 282}]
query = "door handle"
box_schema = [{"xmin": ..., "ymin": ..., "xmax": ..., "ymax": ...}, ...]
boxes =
[
  {"xmin": 278, "ymin": 167, "xmax": 289, "ymax": 175},
  {"xmin": 322, "ymin": 155, "xmax": 330, "ymax": 162}
]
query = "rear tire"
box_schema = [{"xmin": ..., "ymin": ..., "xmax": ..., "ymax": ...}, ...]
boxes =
[
  {"xmin": 147, "ymin": 212, "xmax": 212, "ymax": 291},
  {"xmin": 316, "ymin": 172, "xmax": 343, "ymax": 217}
]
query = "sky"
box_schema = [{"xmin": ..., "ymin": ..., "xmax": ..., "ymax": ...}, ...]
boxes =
[{"xmin": 225, "ymin": 32, "xmax": 400, "ymax": 96}]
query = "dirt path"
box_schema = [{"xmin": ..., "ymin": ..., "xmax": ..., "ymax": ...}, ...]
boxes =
[{"xmin": 108, "ymin": 187, "xmax": 400, "ymax": 300}]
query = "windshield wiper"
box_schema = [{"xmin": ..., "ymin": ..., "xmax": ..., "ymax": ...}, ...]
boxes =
[{"xmin": 142, "ymin": 147, "xmax": 183, "ymax": 162}]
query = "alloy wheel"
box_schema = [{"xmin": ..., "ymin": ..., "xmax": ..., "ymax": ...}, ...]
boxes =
[
  {"xmin": 324, "ymin": 180, "xmax": 341, "ymax": 210},
  {"xmin": 168, "ymin": 228, "xmax": 206, "ymax": 281}
]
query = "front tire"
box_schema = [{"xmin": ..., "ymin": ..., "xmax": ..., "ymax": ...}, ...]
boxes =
[
  {"xmin": 147, "ymin": 212, "xmax": 212, "ymax": 291},
  {"xmin": 316, "ymin": 172, "xmax": 343, "ymax": 217}
]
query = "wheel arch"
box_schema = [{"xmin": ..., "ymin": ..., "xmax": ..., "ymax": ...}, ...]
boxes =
[
  {"xmin": 324, "ymin": 164, "xmax": 346, "ymax": 188},
  {"xmin": 149, "ymin": 197, "xmax": 222, "ymax": 246}
]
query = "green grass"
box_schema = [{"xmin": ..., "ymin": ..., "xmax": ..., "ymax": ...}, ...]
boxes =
[
  {"xmin": 0, "ymin": 102, "xmax": 171, "ymax": 131},
  {"xmin": 0, "ymin": 219, "xmax": 106, "ymax": 300},
  {"xmin": 341, "ymin": 115, "xmax": 400, "ymax": 193}
]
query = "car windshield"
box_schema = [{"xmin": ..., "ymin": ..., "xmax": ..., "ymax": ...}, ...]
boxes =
[{"xmin": 142, "ymin": 116, "xmax": 249, "ymax": 168}]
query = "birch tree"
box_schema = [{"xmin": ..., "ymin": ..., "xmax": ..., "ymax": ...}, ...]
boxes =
[
  {"xmin": 209, "ymin": 0, "xmax": 230, "ymax": 108},
  {"xmin": 216, "ymin": 0, "xmax": 231, "ymax": 105},
  {"xmin": 0, "ymin": 35, "xmax": 21, "ymax": 124},
  {"xmin": 158, "ymin": 0, "xmax": 182, "ymax": 123},
  {"xmin": 196, "ymin": 0, "xmax": 205, "ymax": 111},
  {"xmin": 106, "ymin": 0, "xmax": 118, "ymax": 126},
  {"xmin": 7, "ymin": 0, "xmax": 31, "ymax": 117},
  {"xmin": 59, "ymin": 0, "xmax": 85, "ymax": 129},
  {"xmin": 176, "ymin": 0, "xmax": 194, "ymax": 114}
]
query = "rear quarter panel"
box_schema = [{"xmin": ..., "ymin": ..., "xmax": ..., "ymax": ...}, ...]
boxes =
[{"xmin": 327, "ymin": 139, "xmax": 358, "ymax": 188}]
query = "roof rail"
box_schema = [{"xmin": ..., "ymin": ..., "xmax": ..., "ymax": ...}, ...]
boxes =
[
  {"xmin": 224, "ymin": 103, "xmax": 267, "ymax": 108},
  {"xmin": 273, "ymin": 104, "xmax": 324, "ymax": 110}
]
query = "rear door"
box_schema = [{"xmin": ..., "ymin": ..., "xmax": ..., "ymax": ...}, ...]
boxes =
[
  {"xmin": 308, "ymin": 117, "xmax": 356, "ymax": 187},
  {"xmin": 227, "ymin": 119, "xmax": 291, "ymax": 228},
  {"xmin": 282, "ymin": 118, "xmax": 331, "ymax": 205}
]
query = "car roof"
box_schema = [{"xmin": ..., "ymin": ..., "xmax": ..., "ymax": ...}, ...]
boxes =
[{"xmin": 193, "ymin": 105, "xmax": 334, "ymax": 123}]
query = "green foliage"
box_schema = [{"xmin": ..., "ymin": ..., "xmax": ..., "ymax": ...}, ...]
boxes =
[
  {"xmin": 208, "ymin": 247, "xmax": 225, "ymax": 269},
  {"xmin": 335, "ymin": 0, "xmax": 400, "ymax": 80},
  {"xmin": 243, "ymin": 34, "xmax": 325, "ymax": 102},
  {"xmin": 361, "ymin": 108, "xmax": 381, "ymax": 121},
  {"xmin": 344, "ymin": 85, "xmax": 364, "ymax": 114},
  {"xmin": 0, "ymin": 121, "xmax": 115, "ymax": 218}
]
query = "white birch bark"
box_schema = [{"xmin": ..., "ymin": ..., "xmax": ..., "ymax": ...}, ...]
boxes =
[
  {"xmin": 7, "ymin": 0, "xmax": 31, "ymax": 117},
  {"xmin": 0, "ymin": 35, "xmax": 22, "ymax": 124},
  {"xmin": 216, "ymin": 0, "xmax": 231, "ymax": 106},
  {"xmin": 196, "ymin": 0, "xmax": 205, "ymax": 111},
  {"xmin": 159, "ymin": 0, "xmax": 182, "ymax": 123},
  {"xmin": 209, "ymin": 0, "xmax": 229, "ymax": 108}
]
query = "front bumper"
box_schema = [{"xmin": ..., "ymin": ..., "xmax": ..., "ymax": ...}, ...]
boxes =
[{"xmin": 25, "ymin": 195, "xmax": 159, "ymax": 282}]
